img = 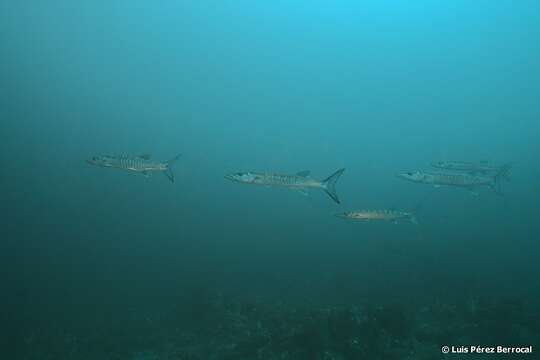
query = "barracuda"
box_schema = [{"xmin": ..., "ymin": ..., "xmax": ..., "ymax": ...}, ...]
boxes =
[
  {"xmin": 225, "ymin": 168, "xmax": 345, "ymax": 204},
  {"xmin": 397, "ymin": 164, "xmax": 511, "ymax": 194},
  {"xmin": 336, "ymin": 209, "xmax": 418, "ymax": 224},
  {"xmin": 87, "ymin": 153, "xmax": 181, "ymax": 182},
  {"xmin": 431, "ymin": 160, "xmax": 513, "ymax": 178}
]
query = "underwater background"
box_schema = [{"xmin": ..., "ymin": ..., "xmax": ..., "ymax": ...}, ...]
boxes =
[{"xmin": 2, "ymin": 1, "xmax": 540, "ymax": 359}]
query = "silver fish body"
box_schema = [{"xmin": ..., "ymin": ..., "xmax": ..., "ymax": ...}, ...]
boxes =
[
  {"xmin": 397, "ymin": 164, "xmax": 511, "ymax": 194},
  {"xmin": 87, "ymin": 153, "xmax": 181, "ymax": 182},
  {"xmin": 398, "ymin": 171, "xmax": 494, "ymax": 187},
  {"xmin": 225, "ymin": 168, "xmax": 345, "ymax": 204},
  {"xmin": 233, "ymin": 172, "xmax": 323, "ymax": 188},
  {"xmin": 431, "ymin": 161, "xmax": 511, "ymax": 175},
  {"xmin": 336, "ymin": 209, "xmax": 417, "ymax": 224}
]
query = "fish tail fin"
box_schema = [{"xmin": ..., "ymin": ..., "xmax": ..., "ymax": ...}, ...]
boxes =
[
  {"xmin": 163, "ymin": 153, "xmax": 182, "ymax": 183},
  {"xmin": 410, "ymin": 215, "xmax": 419, "ymax": 225},
  {"xmin": 321, "ymin": 168, "xmax": 345, "ymax": 204},
  {"xmin": 491, "ymin": 163, "xmax": 512, "ymax": 195}
]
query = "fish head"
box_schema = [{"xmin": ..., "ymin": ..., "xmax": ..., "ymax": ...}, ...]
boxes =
[
  {"xmin": 335, "ymin": 212, "xmax": 350, "ymax": 219},
  {"xmin": 225, "ymin": 171, "xmax": 257, "ymax": 183},
  {"xmin": 431, "ymin": 161, "xmax": 447, "ymax": 169},
  {"xmin": 396, "ymin": 170, "xmax": 425, "ymax": 182},
  {"xmin": 86, "ymin": 155, "xmax": 112, "ymax": 167}
]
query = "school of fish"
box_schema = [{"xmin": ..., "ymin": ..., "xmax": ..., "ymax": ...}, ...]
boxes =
[{"xmin": 87, "ymin": 156, "xmax": 512, "ymax": 224}]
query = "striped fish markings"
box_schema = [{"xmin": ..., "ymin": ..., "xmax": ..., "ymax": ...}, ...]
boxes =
[
  {"xmin": 431, "ymin": 160, "xmax": 512, "ymax": 178},
  {"xmin": 225, "ymin": 168, "xmax": 345, "ymax": 204},
  {"xmin": 336, "ymin": 209, "xmax": 418, "ymax": 224},
  {"xmin": 87, "ymin": 153, "xmax": 181, "ymax": 182},
  {"xmin": 397, "ymin": 164, "xmax": 511, "ymax": 194}
]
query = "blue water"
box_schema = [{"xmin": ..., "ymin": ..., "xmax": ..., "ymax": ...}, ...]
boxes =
[{"xmin": 3, "ymin": 1, "xmax": 540, "ymax": 359}]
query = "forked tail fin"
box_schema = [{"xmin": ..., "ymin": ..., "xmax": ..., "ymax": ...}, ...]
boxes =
[
  {"xmin": 163, "ymin": 153, "xmax": 182, "ymax": 183},
  {"xmin": 321, "ymin": 168, "xmax": 345, "ymax": 204}
]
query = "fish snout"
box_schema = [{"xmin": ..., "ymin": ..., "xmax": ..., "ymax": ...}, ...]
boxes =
[
  {"xmin": 396, "ymin": 172, "xmax": 408, "ymax": 180},
  {"xmin": 396, "ymin": 171, "xmax": 417, "ymax": 181},
  {"xmin": 87, "ymin": 155, "xmax": 105, "ymax": 166}
]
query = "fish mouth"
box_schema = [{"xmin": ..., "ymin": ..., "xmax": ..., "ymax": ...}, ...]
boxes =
[
  {"xmin": 334, "ymin": 213, "xmax": 348, "ymax": 219},
  {"xmin": 224, "ymin": 174, "xmax": 236, "ymax": 182},
  {"xmin": 396, "ymin": 171, "xmax": 416, "ymax": 180}
]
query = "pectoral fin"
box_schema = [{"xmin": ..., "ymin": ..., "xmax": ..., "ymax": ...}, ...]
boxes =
[
  {"xmin": 163, "ymin": 168, "xmax": 174, "ymax": 183},
  {"xmin": 295, "ymin": 188, "xmax": 310, "ymax": 196}
]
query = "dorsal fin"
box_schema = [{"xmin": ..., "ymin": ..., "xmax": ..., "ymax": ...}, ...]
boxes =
[
  {"xmin": 138, "ymin": 154, "xmax": 152, "ymax": 160},
  {"xmin": 296, "ymin": 170, "xmax": 311, "ymax": 177}
]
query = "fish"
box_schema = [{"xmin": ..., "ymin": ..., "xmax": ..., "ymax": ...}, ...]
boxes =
[
  {"xmin": 86, "ymin": 153, "xmax": 182, "ymax": 182},
  {"xmin": 396, "ymin": 164, "xmax": 511, "ymax": 194},
  {"xmin": 431, "ymin": 160, "xmax": 513, "ymax": 179},
  {"xmin": 224, "ymin": 168, "xmax": 345, "ymax": 204},
  {"xmin": 336, "ymin": 209, "xmax": 418, "ymax": 224}
]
